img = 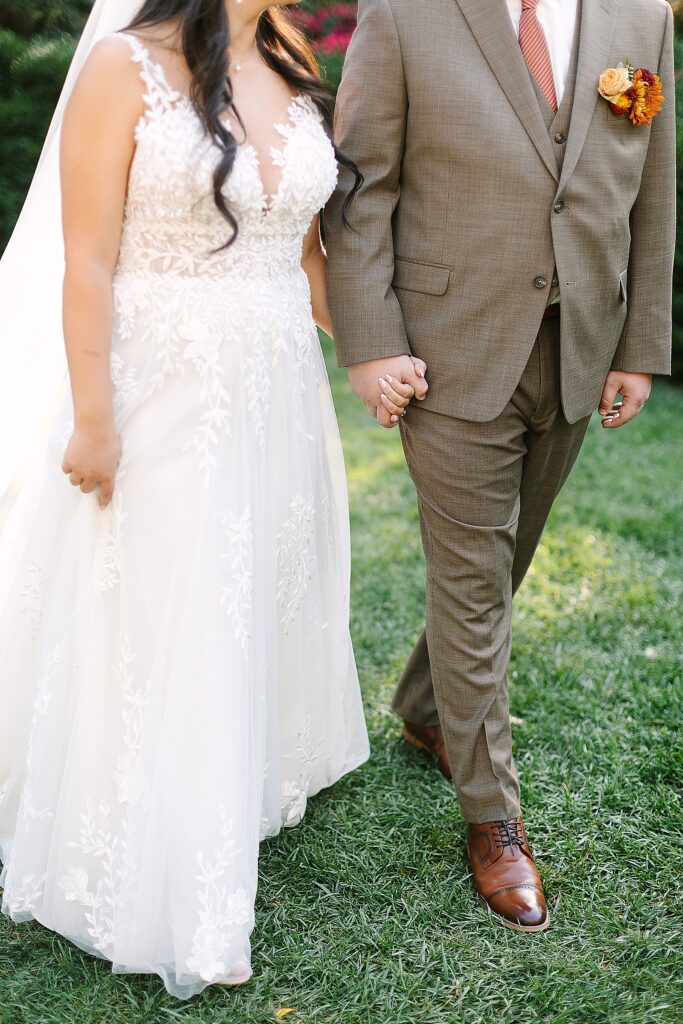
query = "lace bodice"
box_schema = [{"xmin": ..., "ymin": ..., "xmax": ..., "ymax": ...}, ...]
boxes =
[{"xmin": 114, "ymin": 33, "xmax": 338, "ymax": 281}]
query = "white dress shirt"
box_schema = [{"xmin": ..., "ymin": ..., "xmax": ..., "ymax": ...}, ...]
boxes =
[{"xmin": 506, "ymin": 0, "xmax": 579, "ymax": 105}]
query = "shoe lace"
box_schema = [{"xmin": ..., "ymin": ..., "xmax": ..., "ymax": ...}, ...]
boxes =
[{"xmin": 493, "ymin": 819, "xmax": 525, "ymax": 850}]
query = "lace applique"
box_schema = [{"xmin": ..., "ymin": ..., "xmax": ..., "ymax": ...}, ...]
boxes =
[
  {"xmin": 110, "ymin": 352, "xmax": 138, "ymax": 407},
  {"xmin": 20, "ymin": 561, "xmax": 49, "ymax": 637},
  {"xmin": 220, "ymin": 509, "xmax": 254, "ymax": 658},
  {"xmin": 181, "ymin": 320, "xmax": 233, "ymax": 489},
  {"xmin": 280, "ymin": 780, "xmax": 308, "ymax": 828},
  {"xmin": 100, "ymin": 448, "xmax": 129, "ymax": 591},
  {"xmin": 186, "ymin": 807, "xmax": 249, "ymax": 983},
  {"xmin": 276, "ymin": 497, "xmax": 317, "ymax": 633},
  {"xmin": 281, "ymin": 716, "xmax": 325, "ymax": 827},
  {"xmin": 18, "ymin": 642, "xmax": 64, "ymax": 830},
  {"xmin": 114, "ymin": 633, "xmax": 150, "ymax": 806},
  {"xmin": 244, "ymin": 336, "xmax": 271, "ymax": 448},
  {"xmin": 2, "ymin": 870, "xmax": 47, "ymax": 917},
  {"xmin": 120, "ymin": 33, "xmax": 184, "ymax": 130},
  {"xmin": 60, "ymin": 800, "xmax": 126, "ymax": 954}
]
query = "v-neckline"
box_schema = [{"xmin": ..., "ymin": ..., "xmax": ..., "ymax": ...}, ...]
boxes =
[
  {"xmin": 224, "ymin": 96, "xmax": 305, "ymax": 216},
  {"xmin": 127, "ymin": 36, "xmax": 306, "ymax": 217}
]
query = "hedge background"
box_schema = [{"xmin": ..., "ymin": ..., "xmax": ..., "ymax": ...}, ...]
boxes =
[{"xmin": 1, "ymin": 0, "xmax": 681, "ymax": 377}]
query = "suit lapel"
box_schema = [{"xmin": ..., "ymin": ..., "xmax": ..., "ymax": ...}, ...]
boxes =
[
  {"xmin": 454, "ymin": 0, "xmax": 559, "ymax": 182},
  {"xmin": 559, "ymin": 0, "xmax": 619, "ymax": 192}
]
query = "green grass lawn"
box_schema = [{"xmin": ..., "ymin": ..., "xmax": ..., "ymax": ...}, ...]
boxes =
[{"xmin": 1, "ymin": 338, "xmax": 682, "ymax": 1024}]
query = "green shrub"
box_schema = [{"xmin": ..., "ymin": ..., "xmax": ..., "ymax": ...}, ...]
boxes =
[
  {"xmin": 318, "ymin": 52, "xmax": 345, "ymax": 94},
  {"xmin": 0, "ymin": 30, "xmax": 76, "ymax": 246},
  {"xmin": 0, "ymin": 0, "xmax": 91, "ymax": 37}
]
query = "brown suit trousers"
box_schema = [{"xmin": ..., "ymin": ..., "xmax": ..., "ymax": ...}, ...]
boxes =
[{"xmin": 394, "ymin": 319, "xmax": 590, "ymax": 821}]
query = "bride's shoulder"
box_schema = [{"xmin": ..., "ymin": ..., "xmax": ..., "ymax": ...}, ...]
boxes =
[
  {"xmin": 70, "ymin": 35, "xmax": 146, "ymax": 97},
  {"xmin": 64, "ymin": 36, "xmax": 147, "ymax": 130},
  {"xmin": 83, "ymin": 34, "xmax": 144, "ymax": 74}
]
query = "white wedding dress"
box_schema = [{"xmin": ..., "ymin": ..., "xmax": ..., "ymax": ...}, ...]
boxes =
[{"xmin": 0, "ymin": 34, "xmax": 369, "ymax": 999}]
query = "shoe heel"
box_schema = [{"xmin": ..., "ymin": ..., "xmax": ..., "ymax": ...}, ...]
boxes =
[{"xmin": 401, "ymin": 725, "xmax": 431, "ymax": 756}]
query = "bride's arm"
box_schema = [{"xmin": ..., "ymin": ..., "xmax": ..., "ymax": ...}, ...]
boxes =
[
  {"xmin": 301, "ymin": 214, "xmax": 334, "ymax": 339},
  {"xmin": 59, "ymin": 37, "xmax": 142, "ymax": 508}
]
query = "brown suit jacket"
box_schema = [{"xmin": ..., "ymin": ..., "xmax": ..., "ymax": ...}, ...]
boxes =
[{"xmin": 326, "ymin": 0, "xmax": 676, "ymax": 424}]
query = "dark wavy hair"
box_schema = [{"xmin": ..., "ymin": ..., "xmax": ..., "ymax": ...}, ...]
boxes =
[{"xmin": 126, "ymin": 0, "xmax": 361, "ymax": 246}]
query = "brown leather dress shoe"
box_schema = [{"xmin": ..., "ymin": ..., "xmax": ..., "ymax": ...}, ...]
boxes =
[
  {"xmin": 467, "ymin": 818, "xmax": 550, "ymax": 932},
  {"xmin": 401, "ymin": 720, "xmax": 453, "ymax": 780}
]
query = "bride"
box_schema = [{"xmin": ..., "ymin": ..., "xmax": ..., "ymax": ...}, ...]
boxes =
[{"xmin": 0, "ymin": 0, "xmax": 421, "ymax": 998}]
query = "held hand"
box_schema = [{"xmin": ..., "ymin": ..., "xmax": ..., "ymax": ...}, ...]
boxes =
[
  {"xmin": 599, "ymin": 370, "xmax": 652, "ymax": 428},
  {"xmin": 347, "ymin": 355, "xmax": 428, "ymax": 429},
  {"xmin": 62, "ymin": 420, "xmax": 121, "ymax": 509},
  {"xmin": 378, "ymin": 374, "xmax": 416, "ymax": 423}
]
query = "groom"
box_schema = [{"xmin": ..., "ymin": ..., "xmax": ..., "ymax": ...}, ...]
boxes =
[{"xmin": 326, "ymin": 0, "xmax": 675, "ymax": 931}]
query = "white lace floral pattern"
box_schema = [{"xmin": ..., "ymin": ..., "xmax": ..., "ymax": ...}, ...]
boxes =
[
  {"xmin": 20, "ymin": 561, "xmax": 49, "ymax": 636},
  {"xmin": 277, "ymin": 497, "xmax": 317, "ymax": 633},
  {"xmin": 220, "ymin": 509, "xmax": 254, "ymax": 658},
  {"xmin": 114, "ymin": 633, "xmax": 150, "ymax": 806},
  {"xmin": 186, "ymin": 808, "xmax": 250, "ymax": 983},
  {"xmin": 17, "ymin": 642, "xmax": 63, "ymax": 830},
  {"xmin": 60, "ymin": 800, "xmax": 126, "ymax": 953},
  {"xmin": 3, "ymin": 870, "xmax": 47, "ymax": 917}
]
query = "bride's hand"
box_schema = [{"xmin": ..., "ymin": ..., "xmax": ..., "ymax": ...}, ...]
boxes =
[
  {"xmin": 377, "ymin": 357, "xmax": 428, "ymax": 426},
  {"xmin": 378, "ymin": 375, "xmax": 414, "ymax": 423},
  {"xmin": 62, "ymin": 421, "xmax": 121, "ymax": 509}
]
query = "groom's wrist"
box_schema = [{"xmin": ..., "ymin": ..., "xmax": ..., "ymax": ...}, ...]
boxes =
[{"xmin": 340, "ymin": 347, "xmax": 412, "ymax": 370}]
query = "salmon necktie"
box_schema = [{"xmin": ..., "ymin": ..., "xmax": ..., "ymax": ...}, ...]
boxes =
[{"xmin": 519, "ymin": 0, "xmax": 558, "ymax": 112}]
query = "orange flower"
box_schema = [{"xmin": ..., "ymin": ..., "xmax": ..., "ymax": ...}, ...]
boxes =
[
  {"xmin": 629, "ymin": 69, "xmax": 664, "ymax": 126},
  {"xmin": 609, "ymin": 92, "xmax": 633, "ymax": 116},
  {"xmin": 601, "ymin": 64, "xmax": 664, "ymax": 126}
]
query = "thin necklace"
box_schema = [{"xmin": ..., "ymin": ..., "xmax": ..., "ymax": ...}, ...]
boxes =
[{"xmin": 231, "ymin": 47, "xmax": 259, "ymax": 74}]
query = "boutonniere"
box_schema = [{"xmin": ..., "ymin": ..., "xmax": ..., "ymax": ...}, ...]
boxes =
[{"xmin": 598, "ymin": 62, "xmax": 664, "ymax": 126}]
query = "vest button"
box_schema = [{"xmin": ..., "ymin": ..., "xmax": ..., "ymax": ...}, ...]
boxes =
[
  {"xmin": 533, "ymin": 276, "xmax": 548, "ymax": 290},
  {"xmin": 551, "ymin": 276, "xmax": 559, "ymax": 287},
  {"xmin": 555, "ymin": 132, "xmax": 567, "ymax": 144}
]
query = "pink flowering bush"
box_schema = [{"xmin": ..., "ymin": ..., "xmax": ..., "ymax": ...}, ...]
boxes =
[{"xmin": 293, "ymin": 3, "xmax": 357, "ymax": 56}]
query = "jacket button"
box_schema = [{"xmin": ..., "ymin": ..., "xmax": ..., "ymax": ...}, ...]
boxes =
[
  {"xmin": 554, "ymin": 132, "xmax": 567, "ymax": 144},
  {"xmin": 554, "ymin": 200, "xmax": 566, "ymax": 213},
  {"xmin": 533, "ymin": 276, "xmax": 548, "ymax": 289}
]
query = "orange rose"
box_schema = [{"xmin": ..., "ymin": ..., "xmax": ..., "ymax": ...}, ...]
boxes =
[{"xmin": 598, "ymin": 66, "xmax": 631, "ymax": 100}]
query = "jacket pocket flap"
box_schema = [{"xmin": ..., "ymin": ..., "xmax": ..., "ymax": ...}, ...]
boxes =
[
  {"xmin": 393, "ymin": 258, "xmax": 451, "ymax": 296},
  {"xmin": 619, "ymin": 269, "xmax": 628, "ymax": 302}
]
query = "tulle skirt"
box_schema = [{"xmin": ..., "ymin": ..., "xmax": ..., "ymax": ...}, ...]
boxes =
[{"xmin": 0, "ymin": 268, "xmax": 369, "ymax": 998}]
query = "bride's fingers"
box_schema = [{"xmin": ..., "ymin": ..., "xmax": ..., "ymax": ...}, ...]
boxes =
[
  {"xmin": 69, "ymin": 472, "xmax": 84, "ymax": 487},
  {"xmin": 385, "ymin": 375, "xmax": 415, "ymax": 401},
  {"xmin": 410, "ymin": 357, "xmax": 428, "ymax": 379},
  {"xmin": 98, "ymin": 476, "xmax": 115, "ymax": 510},
  {"xmin": 379, "ymin": 376, "xmax": 413, "ymax": 406},
  {"xmin": 376, "ymin": 404, "xmax": 399, "ymax": 429},
  {"xmin": 380, "ymin": 393, "xmax": 406, "ymax": 417}
]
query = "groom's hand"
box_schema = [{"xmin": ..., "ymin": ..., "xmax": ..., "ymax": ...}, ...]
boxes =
[
  {"xmin": 599, "ymin": 370, "xmax": 652, "ymax": 428},
  {"xmin": 348, "ymin": 355, "xmax": 428, "ymax": 429}
]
